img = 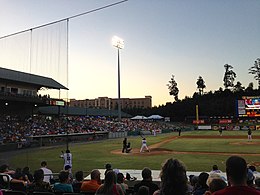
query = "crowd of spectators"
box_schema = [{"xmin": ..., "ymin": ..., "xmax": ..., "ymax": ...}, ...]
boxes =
[
  {"xmin": 1, "ymin": 156, "xmax": 260, "ymax": 195},
  {"xmin": 0, "ymin": 114, "xmax": 174, "ymax": 144}
]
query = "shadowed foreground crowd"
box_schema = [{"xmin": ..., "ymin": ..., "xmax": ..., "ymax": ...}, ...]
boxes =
[{"xmin": 1, "ymin": 155, "xmax": 260, "ymax": 195}]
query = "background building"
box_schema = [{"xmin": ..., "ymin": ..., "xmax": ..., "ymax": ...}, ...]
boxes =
[{"xmin": 70, "ymin": 96, "xmax": 152, "ymax": 110}]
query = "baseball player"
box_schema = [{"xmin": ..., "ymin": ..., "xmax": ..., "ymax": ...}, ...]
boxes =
[
  {"xmin": 60, "ymin": 149, "xmax": 72, "ymax": 172},
  {"xmin": 140, "ymin": 137, "xmax": 150, "ymax": 153}
]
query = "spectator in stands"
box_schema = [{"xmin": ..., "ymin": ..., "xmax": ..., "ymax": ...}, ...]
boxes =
[
  {"xmin": 28, "ymin": 169, "xmax": 53, "ymax": 193},
  {"xmin": 206, "ymin": 173, "xmax": 224, "ymax": 188},
  {"xmin": 104, "ymin": 163, "xmax": 112, "ymax": 176},
  {"xmin": 212, "ymin": 156, "xmax": 260, "ymax": 195},
  {"xmin": 247, "ymin": 168, "xmax": 255, "ymax": 187},
  {"xmin": 133, "ymin": 167, "xmax": 159, "ymax": 195},
  {"xmin": 0, "ymin": 164, "xmax": 15, "ymax": 175},
  {"xmin": 193, "ymin": 172, "xmax": 209, "ymax": 195},
  {"xmin": 12, "ymin": 168, "xmax": 31, "ymax": 185},
  {"xmin": 255, "ymin": 178, "xmax": 260, "ymax": 191},
  {"xmin": 72, "ymin": 171, "xmax": 83, "ymax": 193},
  {"xmin": 249, "ymin": 165, "xmax": 257, "ymax": 173},
  {"xmin": 189, "ymin": 175, "xmax": 199, "ymax": 192},
  {"xmin": 64, "ymin": 165, "xmax": 73, "ymax": 183},
  {"xmin": 153, "ymin": 158, "xmax": 191, "ymax": 195},
  {"xmin": 117, "ymin": 172, "xmax": 128, "ymax": 194},
  {"xmin": 95, "ymin": 170, "xmax": 124, "ymax": 195},
  {"xmin": 137, "ymin": 185, "xmax": 149, "ymax": 195},
  {"xmin": 22, "ymin": 166, "xmax": 33, "ymax": 183},
  {"xmin": 13, "ymin": 168, "xmax": 24, "ymax": 180},
  {"xmin": 204, "ymin": 178, "xmax": 227, "ymax": 195},
  {"xmin": 0, "ymin": 164, "xmax": 26, "ymax": 186},
  {"xmin": 53, "ymin": 170, "xmax": 73, "ymax": 193},
  {"xmin": 80, "ymin": 169, "xmax": 101, "ymax": 193},
  {"xmin": 40, "ymin": 161, "xmax": 53, "ymax": 184},
  {"xmin": 210, "ymin": 165, "xmax": 222, "ymax": 174}
]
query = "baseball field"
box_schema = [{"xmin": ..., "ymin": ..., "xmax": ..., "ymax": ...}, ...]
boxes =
[{"xmin": 4, "ymin": 130, "xmax": 260, "ymax": 176}]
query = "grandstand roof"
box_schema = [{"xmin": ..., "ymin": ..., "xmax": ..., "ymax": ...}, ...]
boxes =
[{"xmin": 0, "ymin": 67, "xmax": 68, "ymax": 90}]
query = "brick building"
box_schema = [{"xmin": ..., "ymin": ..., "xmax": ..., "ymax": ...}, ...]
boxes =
[{"xmin": 70, "ymin": 96, "xmax": 152, "ymax": 110}]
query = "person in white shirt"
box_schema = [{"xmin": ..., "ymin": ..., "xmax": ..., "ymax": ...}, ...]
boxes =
[
  {"xmin": 140, "ymin": 137, "xmax": 150, "ymax": 153},
  {"xmin": 60, "ymin": 150, "xmax": 72, "ymax": 171},
  {"xmin": 40, "ymin": 161, "xmax": 53, "ymax": 183},
  {"xmin": 209, "ymin": 164, "xmax": 222, "ymax": 174}
]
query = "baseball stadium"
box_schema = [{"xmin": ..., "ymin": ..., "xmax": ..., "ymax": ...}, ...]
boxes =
[{"xmin": 1, "ymin": 1, "xmax": 260, "ymax": 195}]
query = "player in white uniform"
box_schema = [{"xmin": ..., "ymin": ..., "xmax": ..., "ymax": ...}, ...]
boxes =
[
  {"xmin": 60, "ymin": 149, "xmax": 72, "ymax": 172},
  {"xmin": 140, "ymin": 137, "xmax": 150, "ymax": 152}
]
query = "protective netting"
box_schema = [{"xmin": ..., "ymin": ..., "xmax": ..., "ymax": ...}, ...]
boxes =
[{"xmin": 0, "ymin": 20, "xmax": 68, "ymax": 100}]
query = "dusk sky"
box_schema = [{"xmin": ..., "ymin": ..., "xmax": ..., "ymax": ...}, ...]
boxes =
[{"xmin": 0, "ymin": 0, "xmax": 260, "ymax": 106}]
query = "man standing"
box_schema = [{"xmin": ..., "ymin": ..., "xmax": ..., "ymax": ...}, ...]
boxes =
[
  {"xmin": 122, "ymin": 138, "xmax": 127, "ymax": 153},
  {"xmin": 178, "ymin": 128, "xmax": 182, "ymax": 136},
  {"xmin": 60, "ymin": 150, "xmax": 72, "ymax": 171},
  {"xmin": 248, "ymin": 129, "xmax": 252, "ymax": 141},
  {"xmin": 134, "ymin": 167, "xmax": 159, "ymax": 195},
  {"xmin": 40, "ymin": 161, "xmax": 53, "ymax": 183},
  {"xmin": 213, "ymin": 156, "xmax": 260, "ymax": 195},
  {"xmin": 219, "ymin": 129, "xmax": 223, "ymax": 136}
]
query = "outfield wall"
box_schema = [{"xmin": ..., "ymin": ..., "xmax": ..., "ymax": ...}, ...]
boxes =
[{"xmin": 198, "ymin": 125, "xmax": 260, "ymax": 130}]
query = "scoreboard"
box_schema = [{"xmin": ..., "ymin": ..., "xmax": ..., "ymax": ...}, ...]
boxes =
[
  {"xmin": 237, "ymin": 96, "xmax": 260, "ymax": 117},
  {"xmin": 49, "ymin": 99, "xmax": 65, "ymax": 106}
]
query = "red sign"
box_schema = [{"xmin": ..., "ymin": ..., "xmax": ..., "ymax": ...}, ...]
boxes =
[
  {"xmin": 219, "ymin": 119, "xmax": 232, "ymax": 124},
  {"xmin": 193, "ymin": 120, "xmax": 205, "ymax": 124}
]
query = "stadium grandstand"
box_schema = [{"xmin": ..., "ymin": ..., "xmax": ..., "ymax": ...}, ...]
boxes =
[{"xmin": 0, "ymin": 67, "xmax": 67, "ymax": 118}]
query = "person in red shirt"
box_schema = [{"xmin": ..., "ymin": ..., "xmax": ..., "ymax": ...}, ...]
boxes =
[
  {"xmin": 213, "ymin": 156, "xmax": 260, "ymax": 195},
  {"xmin": 80, "ymin": 169, "xmax": 101, "ymax": 193}
]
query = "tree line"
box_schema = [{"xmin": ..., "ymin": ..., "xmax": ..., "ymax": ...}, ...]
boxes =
[{"xmin": 123, "ymin": 58, "xmax": 260, "ymax": 121}]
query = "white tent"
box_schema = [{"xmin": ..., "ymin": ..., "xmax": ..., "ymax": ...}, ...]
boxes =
[
  {"xmin": 147, "ymin": 115, "xmax": 164, "ymax": 120},
  {"xmin": 131, "ymin": 115, "xmax": 148, "ymax": 120}
]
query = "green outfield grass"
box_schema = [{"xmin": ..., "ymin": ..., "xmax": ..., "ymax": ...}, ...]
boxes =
[{"xmin": 5, "ymin": 130, "xmax": 260, "ymax": 176}]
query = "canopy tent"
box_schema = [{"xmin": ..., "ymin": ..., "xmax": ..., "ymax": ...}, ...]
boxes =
[
  {"xmin": 131, "ymin": 115, "xmax": 148, "ymax": 120},
  {"xmin": 147, "ymin": 115, "xmax": 164, "ymax": 120}
]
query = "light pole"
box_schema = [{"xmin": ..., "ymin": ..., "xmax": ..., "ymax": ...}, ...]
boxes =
[{"xmin": 112, "ymin": 36, "xmax": 124, "ymax": 121}]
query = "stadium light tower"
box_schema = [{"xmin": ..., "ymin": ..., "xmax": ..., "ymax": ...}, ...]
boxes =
[{"xmin": 112, "ymin": 36, "xmax": 124, "ymax": 121}]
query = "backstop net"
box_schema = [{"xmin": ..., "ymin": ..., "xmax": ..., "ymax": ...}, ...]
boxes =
[{"xmin": 0, "ymin": 20, "xmax": 68, "ymax": 100}]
